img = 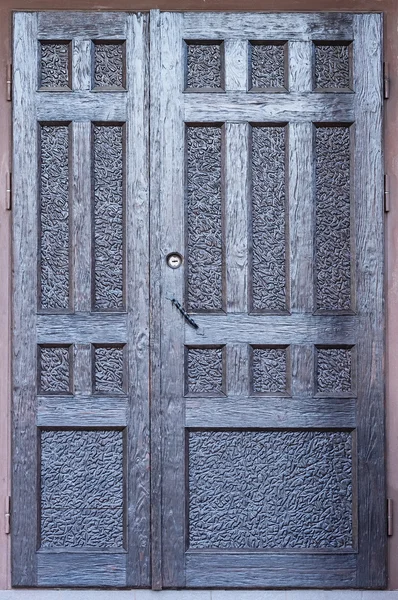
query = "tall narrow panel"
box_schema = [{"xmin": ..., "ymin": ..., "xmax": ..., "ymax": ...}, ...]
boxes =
[
  {"xmin": 39, "ymin": 345, "xmax": 71, "ymax": 394},
  {"xmin": 41, "ymin": 430, "xmax": 124, "ymax": 548},
  {"xmin": 40, "ymin": 125, "xmax": 70, "ymax": 310},
  {"xmin": 251, "ymin": 126, "xmax": 287, "ymax": 312},
  {"xmin": 315, "ymin": 127, "xmax": 351, "ymax": 311},
  {"xmin": 93, "ymin": 125, "xmax": 124, "ymax": 311},
  {"xmin": 94, "ymin": 345, "xmax": 125, "ymax": 394},
  {"xmin": 186, "ymin": 43, "xmax": 223, "ymax": 89},
  {"xmin": 186, "ymin": 126, "xmax": 223, "ymax": 311},
  {"xmin": 189, "ymin": 430, "xmax": 353, "ymax": 549},
  {"xmin": 251, "ymin": 347, "xmax": 288, "ymax": 395},
  {"xmin": 186, "ymin": 347, "xmax": 224, "ymax": 395},
  {"xmin": 40, "ymin": 42, "xmax": 70, "ymax": 89},
  {"xmin": 316, "ymin": 346, "xmax": 353, "ymax": 394}
]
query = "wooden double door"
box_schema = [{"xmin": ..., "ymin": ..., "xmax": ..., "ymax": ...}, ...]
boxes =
[{"xmin": 12, "ymin": 10, "xmax": 386, "ymax": 589}]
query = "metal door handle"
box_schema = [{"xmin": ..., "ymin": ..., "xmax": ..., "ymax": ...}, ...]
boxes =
[{"xmin": 170, "ymin": 298, "xmax": 199, "ymax": 329}]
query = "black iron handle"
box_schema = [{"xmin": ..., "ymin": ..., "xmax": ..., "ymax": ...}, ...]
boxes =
[{"xmin": 171, "ymin": 298, "xmax": 199, "ymax": 329}]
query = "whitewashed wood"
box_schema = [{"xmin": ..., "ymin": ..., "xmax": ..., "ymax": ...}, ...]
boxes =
[
  {"xmin": 37, "ymin": 314, "xmax": 127, "ymax": 343},
  {"xmin": 37, "ymin": 397, "xmax": 128, "ymax": 427},
  {"xmin": 226, "ymin": 344, "xmax": 249, "ymax": 397},
  {"xmin": 225, "ymin": 40, "xmax": 248, "ymax": 91},
  {"xmin": 72, "ymin": 39, "xmax": 92, "ymax": 91},
  {"xmin": 184, "ymin": 314, "xmax": 357, "ymax": 345},
  {"xmin": 182, "ymin": 12, "xmax": 354, "ymax": 41},
  {"xmin": 36, "ymin": 93, "xmax": 127, "ymax": 121},
  {"xmin": 353, "ymin": 13, "xmax": 386, "ymax": 589},
  {"xmin": 125, "ymin": 12, "xmax": 151, "ymax": 588},
  {"xmin": 184, "ymin": 93, "xmax": 354, "ymax": 122},
  {"xmin": 289, "ymin": 42, "xmax": 313, "ymax": 92},
  {"xmin": 225, "ymin": 122, "xmax": 249, "ymax": 313},
  {"xmin": 12, "ymin": 12, "xmax": 39, "ymax": 587},
  {"xmin": 38, "ymin": 12, "xmax": 128, "ymax": 38},
  {"xmin": 73, "ymin": 343, "xmax": 92, "ymax": 395},
  {"xmin": 72, "ymin": 122, "xmax": 91, "ymax": 311},
  {"xmin": 289, "ymin": 122, "xmax": 314, "ymax": 313},
  {"xmin": 149, "ymin": 8, "xmax": 163, "ymax": 592},
  {"xmin": 158, "ymin": 11, "xmax": 186, "ymax": 589},
  {"xmin": 185, "ymin": 396, "xmax": 356, "ymax": 429}
]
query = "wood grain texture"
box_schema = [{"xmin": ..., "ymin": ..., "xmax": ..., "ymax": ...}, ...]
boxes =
[
  {"xmin": 12, "ymin": 12, "xmax": 39, "ymax": 587},
  {"xmin": 149, "ymin": 8, "xmax": 163, "ymax": 591},
  {"xmin": 38, "ymin": 12, "xmax": 128, "ymax": 38},
  {"xmin": 37, "ymin": 396, "xmax": 128, "ymax": 426},
  {"xmin": 184, "ymin": 314, "xmax": 357, "ymax": 345},
  {"xmin": 224, "ymin": 40, "xmax": 248, "ymax": 91},
  {"xmin": 158, "ymin": 11, "xmax": 186, "ymax": 589},
  {"xmin": 36, "ymin": 93, "xmax": 127, "ymax": 121},
  {"xmin": 225, "ymin": 122, "xmax": 249, "ymax": 313},
  {"xmin": 289, "ymin": 41, "xmax": 313, "ymax": 92},
  {"xmin": 182, "ymin": 12, "xmax": 354, "ymax": 40},
  {"xmin": 125, "ymin": 12, "xmax": 151, "ymax": 587},
  {"xmin": 186, "ymin": 552, "xmax": 357, "ymax": 588},
  {"xmin": 72, "ymin": 38, "xmax": 92, "ymax": 91},
  {"xmin": 37, "ymin": 552, "xmax": 127, "ymax": 587},
  {"xmin": 184, "ymin": 92, "xmax": 354, "ymax": 122},
  {"xmin": 185, "ymin": 396, "xmax": 356, "ymax": 428},
  {"xmin": 37, "ymin": 314, "xmax": 127, "ymax": 343},
  {"xmin": 353, "ymin": 13, "xmax": 386, "ymax": 589}
]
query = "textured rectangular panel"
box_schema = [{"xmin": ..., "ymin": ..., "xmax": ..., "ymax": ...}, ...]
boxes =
[
  {"xmin": 40, "ymin": 42, "xmax": 71, "ymax": 89},
  {"xmin": 186, "ymin": 126, "xmax": 223, "ymax": 311},
  {"xmin": 315, "ymin": 126, "xmax": 351, "ymax": 311},
  {"xmin": 94, "ymin": 345, "xmax": 125, "ymax": 394},
  {"xmin": 39, "ymin": 345, "xmax": 71, "ymax": 394},
  {"xmin": 189, "ymin": 430, "xmax": 353, "ymax": 549},
  {"xmin": 251, "ymin": 126, "xmax": 287, "ymax": 312},
  {"xmin": 251, "ymin": 347, "xmax": 288, "ymax": 395},
  {"xmin": 316, "ymin": 346, "xmax": 353, "ymax": 395},
  {"xmin": 249, "ymin": 43, "xmax": 286, "ymax": 90},
  {"xmin": 315, "ymin": 43, "xmax": 351, "ymax": 90},
  {"xmin": 93, "ymin": 124, "xmax": 124, "ymax": 311},
  {"xmin": 186, "ymin": 42, "xmax": 223, "ymax": 89},
  {"xmin": 186, "ymin": 347, "xmax": 225, "ymax": 395},
  {"xmin": 40, "ymin": 430, "xmax": 124, "ymax": 548},
  {"xmin": 94, "ymin": 42, "xmax": 125, "ymax": 89},
  {"xmin": 39, "ymin": 124, "xmax": 70, "ymax": 310}
]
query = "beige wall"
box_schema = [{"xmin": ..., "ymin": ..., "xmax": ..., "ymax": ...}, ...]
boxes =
[{"xmin": 1, "ymin": 0, "xmax": 397, "ymax": 589}]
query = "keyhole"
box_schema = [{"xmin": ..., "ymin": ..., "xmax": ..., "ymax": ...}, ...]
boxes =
[{"xmin": 166, "ymin": 252, "xmax": 183, "ymax": 269}]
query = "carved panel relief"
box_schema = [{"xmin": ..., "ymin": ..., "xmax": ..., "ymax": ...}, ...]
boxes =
[
  {"xmin": 251, "ymin": 126, "xmax": 287, "ymax": 312},
  {"xmin": 315, "ymin": 126, "xmax": 351, "ymax": 311},
  {"xmin": 40, "ymin": 124, "xmax": 70, "ymax": 310},
  {"xmin": 186, "ymin": 126, "xmax": 223, "ymax": 311},
  {"xmin": 316, "ymin": 347, "xmax": 353, "ymax": 395},
  {"xmin": 315, "ymin": 43, "xmax": 351, "ymax": 90},
  {"xmin": 40, "ymin": 42, "xmax": 71, "ymax": 89},
  {"xmin": 186, "ymin": 347, "xmax": 225, "ymax": 395},
  {"xmin": 94, "ymin": 42, "xmax": 125, "ymax": 88},
  {"xmin": 251, "ymin": 347, "xmax": 288, "ymax": 395},
  {"xmin": 93, "ymin": 124, "xmax": 124, "ymax": 311},
  {"xmin": 250, "ymin": 43, "xmax": 286, "ymax": 89},
  {"xmin": 41, "ymin": 430, "xmax": 124, "ymax": 548},
  {"xmin": 186, "ymin": 43, "xmax": 223, "ymax": 89},
  {"xmin": 189, "ymin": 430, "xmax": 353, "ymax": 549},
  {"xmin": 39, "ymin": 345, "xmax": 72, "ymax": 394},
  {"xmin": 94, "ymin": 345, "xmax": 125, "ymax": 394}
]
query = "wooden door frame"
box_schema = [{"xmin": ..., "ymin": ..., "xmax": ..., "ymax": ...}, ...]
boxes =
[{"xmin": 1, "ymin": 0, "xmax": 398, "ymax": 589}]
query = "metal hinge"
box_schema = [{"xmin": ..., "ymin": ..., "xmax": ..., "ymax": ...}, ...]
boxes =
[
  {"xmin": 4, "ymin": 496, "xmax": 10, "ymax": 535},
  {"xmin": 384, "ymin": 174, "xmax": 390, "ymax": 213},
  {"xmin": 388, "ymin": 498, "xmax": 393, "ymax": 536},
  {"xmin": 6, "ymin": 172, "xmax": 12, "ymax": 211},
  {"xmin": 6, "ymin": 63, "xmax": 11, "ymax": 102},
  {"xmin": 384, "ymin": 62, "xmax": 390, "ymax": 100}
]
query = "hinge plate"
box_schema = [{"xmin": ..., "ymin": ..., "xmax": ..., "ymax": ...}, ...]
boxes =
[
  {"xmin": 4, "ymin": 496, "xmax": 10, "ymax": 535},
  {"xmin": 384, "ymin": 62, "xmax": 390, "ymax": 100},
  {"xmin": 6, "ymin": 63, "xmax": 11, "ymax": 102},
  {"xmin": 384, "ymin": 174, "xmax": 390, "ymax": 213},
  {"xmin": 6, "ymin": 172, "xmax": 12, "ymax": 211}
]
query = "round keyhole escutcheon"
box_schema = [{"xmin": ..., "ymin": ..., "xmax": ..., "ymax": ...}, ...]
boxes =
[{"xmin": 166, "ymin": 252, "xmax": 183, "ymax": 269}]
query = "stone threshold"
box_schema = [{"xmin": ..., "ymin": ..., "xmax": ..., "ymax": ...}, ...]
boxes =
[{"xmin": 0, "ymin": 591, "xmax": 398, "ymax": 599}]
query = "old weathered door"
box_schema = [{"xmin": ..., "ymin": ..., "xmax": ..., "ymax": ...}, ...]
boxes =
[
  {"xmin": 153, "ymin": 11, "xmax": 386, "ymax": 588},
  {"xmin": 12, "ymin": 12, "xmax": 150, "ymax": 586}
]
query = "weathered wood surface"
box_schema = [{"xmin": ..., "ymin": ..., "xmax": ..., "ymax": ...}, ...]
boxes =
[
  {"xmin": 37, "ymin": 396, "xmax": 128, "ymax": 426},
  {"xmin": 38, "ymin": 12, "xmax": 128, "ymax": 38},
  {"xmin": 36, "ymin": 93, "xmax": 127, "ymax": 121},
  {"xmin": 37, "ymin": 314, "xmax": 127, "ymax": 342},
  {"xmin": 353, "ymin": 13, "xmax": 386, "ymax": 589},
  {"xmin": 12, "ymin": 11, "xmax": 39, "ymax": 587},
  {"xmin": 37, "ymin": 552, "xmax": 127, "ymax": 587}
]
